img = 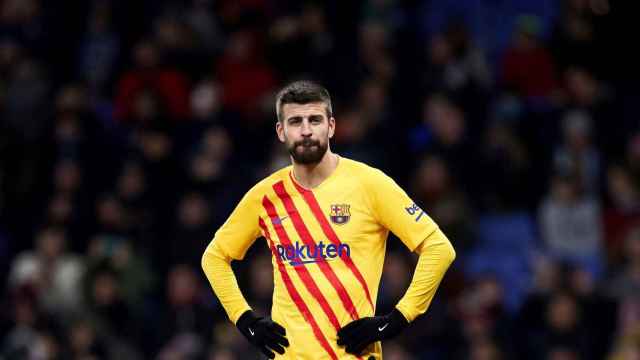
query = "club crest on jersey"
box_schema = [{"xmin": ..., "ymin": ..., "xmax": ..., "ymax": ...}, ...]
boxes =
[{"xmin": 329, "ymin": 204, "xmax": 350, "ymax": 225}]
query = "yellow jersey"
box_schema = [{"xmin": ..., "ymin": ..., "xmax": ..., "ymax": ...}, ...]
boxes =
[{"xmin": 207, "ymin": 156, "xmax": 441, "ymax": 359}]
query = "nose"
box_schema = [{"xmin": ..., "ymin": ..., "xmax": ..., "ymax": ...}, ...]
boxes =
[{"xmin": 301, "ymin": 119, "xmax": 312, "ymax": 137}]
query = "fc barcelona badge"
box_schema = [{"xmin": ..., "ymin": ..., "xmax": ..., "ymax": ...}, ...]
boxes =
[{"xmin": 330, "ymin": 204, "xmax": 351, "ymax": 225}]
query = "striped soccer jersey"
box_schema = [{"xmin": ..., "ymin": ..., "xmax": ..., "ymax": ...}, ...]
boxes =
[{"xmin": 208, "ymin": 156, "xmax": 439, "ymax": 359}]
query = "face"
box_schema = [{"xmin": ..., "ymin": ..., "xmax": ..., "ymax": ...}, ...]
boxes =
[{"xmin": 276, "ymin": 102, "xmax": 335, "ymax": 165}]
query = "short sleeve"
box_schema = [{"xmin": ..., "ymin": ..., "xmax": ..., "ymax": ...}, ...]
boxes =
[
  {"xmin": 209, "ymin": 187, "xmax": 262, "ymax": 260},
  {"xmin": 365, "ymin": 169, "xmax": 439, "ymax": 252}
]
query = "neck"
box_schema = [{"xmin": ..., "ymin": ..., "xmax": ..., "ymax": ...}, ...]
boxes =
[{"xmin": 292, "ymin": 150, "xmax": 338, "ymax": 189}]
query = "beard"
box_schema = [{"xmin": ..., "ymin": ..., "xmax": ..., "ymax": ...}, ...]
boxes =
[{"xmin": 287, "ymin": 137, "xmax": 328, "ymax": 165}]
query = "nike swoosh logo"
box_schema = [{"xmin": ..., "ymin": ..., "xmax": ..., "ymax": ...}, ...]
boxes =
[
  {"xmin": 249, "ymin": 328, "xmax": 255, "ymax": 336},
  {"xmin": 274, "ymin": 216, "xmax": 289, "ymax": 225},
  {"xmin": 378, "ymin": 323, "xmax": 388, "ymax": 332}
]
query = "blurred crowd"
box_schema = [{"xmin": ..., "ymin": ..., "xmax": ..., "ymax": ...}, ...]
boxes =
[{"xmin": 1, "ymin": 0, "xmax": 640, "ymax": 359}]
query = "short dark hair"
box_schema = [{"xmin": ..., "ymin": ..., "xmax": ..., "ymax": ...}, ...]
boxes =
[{"xmin": 275, "ymin": 80, "xmax": 333, "ymax": 122}]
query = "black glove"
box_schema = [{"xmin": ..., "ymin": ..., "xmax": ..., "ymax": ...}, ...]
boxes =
[
  {"xmin": 337, "ymin": 308, "xmax": 409, "ymax": 355},
  {"xmin": 236, "ymin": 310, "xmax": 289, "ymax": 359}
]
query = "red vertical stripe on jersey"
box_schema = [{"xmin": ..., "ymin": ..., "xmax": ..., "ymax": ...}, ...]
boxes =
[
  {"xmin": 259, "ymin": 218, "xmax": 339, "ymax": 360},
  {"xmin": 262, "ymin": 196, "xmax": 342, "ymax": 332},
  {"xmin": 290, "ymin": 173, "xmax": 376, "ymax": 312},
  {"xmin": 273, "ymin": 181, "xmax": 361, "ymax": 322}
]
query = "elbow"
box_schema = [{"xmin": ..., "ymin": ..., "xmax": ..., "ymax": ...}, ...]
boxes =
[
  {"xmin": 201, "ymin": 250, "xmax": 215, "ymax": 283},
  {"xmin": 439, "ymin": 232, "xmax": 455, "ymax": 266},
  {"xmin": 201, "ymin": 250, "xmax": 209, "ymax": 274},
  {"xmin": 201, "ymin": 241, "xmax": 221, "ymax": 276},
  {"xmin": 446, "ymin": 240, "xmax": 456, "ymax": 265},
  {"xmin": 435, "ymin": 229, "xmax": 456, "ymax": 265},
  {"xmin": 201, "ymin": 241, "xmax": 231, "ymax": 275}
]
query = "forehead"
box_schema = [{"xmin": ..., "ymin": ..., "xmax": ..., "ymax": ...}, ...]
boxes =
[{"xmin": 281, "ymin": 102, "xmax": 327, "ymax": 120}]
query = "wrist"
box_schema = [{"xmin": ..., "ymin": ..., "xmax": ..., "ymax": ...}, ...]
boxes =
[
  {"xmin": 236, "ymin": 310, "xmax": 258, "ymax": 329},
  {"xmin": 387, "ymin": 308, "xmax": 409, "ymax": 330}
]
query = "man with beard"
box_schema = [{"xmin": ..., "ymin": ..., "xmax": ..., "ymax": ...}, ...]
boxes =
[{"xmin": 201, "ymin": 81, "xmax": 456, "ymax": 359}]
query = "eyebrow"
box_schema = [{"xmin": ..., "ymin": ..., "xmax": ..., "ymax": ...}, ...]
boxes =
[
  {"xmin": 287, "ymin": 116, "xmax": 303, "ymax": 123},
  {"xmin": 286, "ymin": 114, "xmax": 325, "ymax": 122}
]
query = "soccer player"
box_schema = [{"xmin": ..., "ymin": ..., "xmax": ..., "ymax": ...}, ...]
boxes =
[{"xmin": 201, "ymin": 81, "xmax": 456, "ymax": 359}]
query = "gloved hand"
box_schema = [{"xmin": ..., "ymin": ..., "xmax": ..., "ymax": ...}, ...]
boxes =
[
  {"xmin": 337, "ymin": 308, "xmax": 409, "ymax": 355},
  {"xmin": 236, "ymin": 310, "xmax": 289, "ymax": 359}
]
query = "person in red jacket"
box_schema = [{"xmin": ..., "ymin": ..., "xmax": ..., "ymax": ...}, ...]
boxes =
[{"xmin": 114, "ymin": 40, "xmax": 191, "ymax": 122}]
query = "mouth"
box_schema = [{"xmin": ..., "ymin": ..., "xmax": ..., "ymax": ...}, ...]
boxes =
[{"xmin": 298, "ymin": 140, "xmax": 319, "ymax": 148}]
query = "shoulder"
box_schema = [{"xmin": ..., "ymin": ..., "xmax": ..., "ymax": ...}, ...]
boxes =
[
  {"xmin": 340, "ymin": 157, "xmax": 384, "ymax": 177},
  {"xmin": 244, "ymin": 165, "xmax": 293, "ymax": 201},
  {"xmin": 340, "ymin": 157, "xmax": 392, "ymax": 187}
]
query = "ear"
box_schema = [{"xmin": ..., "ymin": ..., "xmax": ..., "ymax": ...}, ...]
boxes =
[
  {"xmin": 276, "ymin": 120, "xmax": 286, "ymax": 143},
  {"xmin": 328, "ymin": 117, "xmax": 336, "ymax": 139}
]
